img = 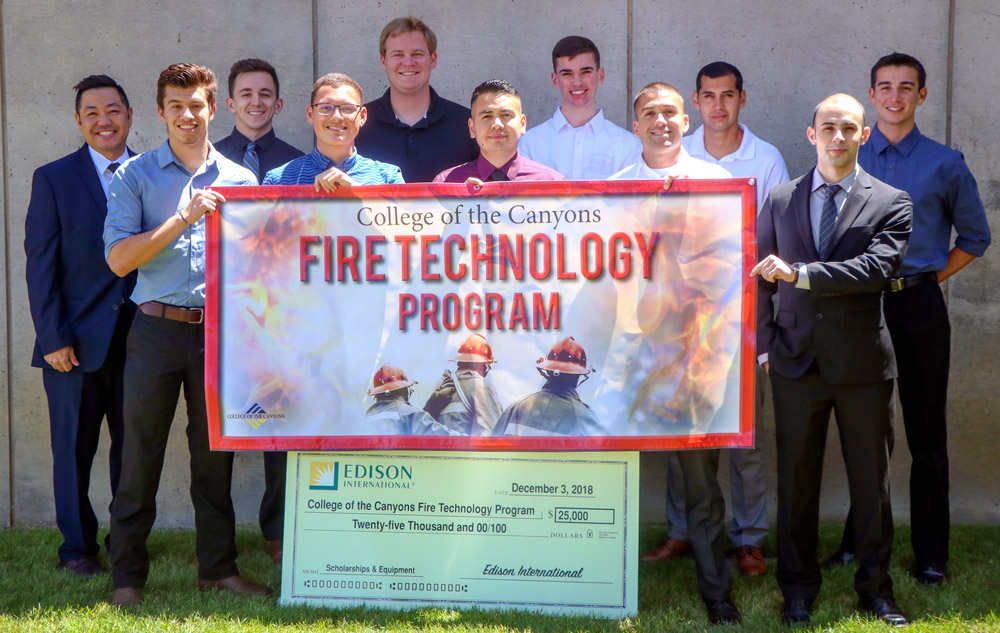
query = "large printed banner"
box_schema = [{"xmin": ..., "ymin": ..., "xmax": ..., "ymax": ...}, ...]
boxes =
[{"xmin": 206, "ymin": 180, "xmax": 756, "ymax": 451}]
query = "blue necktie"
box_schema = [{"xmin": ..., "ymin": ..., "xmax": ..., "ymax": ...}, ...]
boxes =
[
  {"xmin": 818, "ymin": 184, "xmax": 840, "ymax": 259},
  {"xmin": 243, "ymin": 142, "xmax": 260, "ymax": 182}
]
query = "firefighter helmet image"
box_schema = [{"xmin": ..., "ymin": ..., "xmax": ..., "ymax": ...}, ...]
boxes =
[
  {"xmin": 365, "ymin": 362, "xmax": 456, "ymax": 437},
  {"xmin": 450, "ymin": 333, "xmax": 497, "ymax": 364},
  {"xmin": 493, "ymin": 336, "xmax": 605, "ymax": 437},
  {"xmin": 536, "ymin": 336, "xmax": 594, "ymax": 376},
  {"xmin": 425, "ymin": 333, "xmax": 504, "ymax": 435},
  {"xmin": 367, "ymin": 363, "xmax": 415, "ymax": 395}
]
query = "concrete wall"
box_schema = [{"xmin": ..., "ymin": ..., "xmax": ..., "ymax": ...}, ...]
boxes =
[{"xmin": 1, "ymin": 0, "xmax": 997, "ymax": 530}]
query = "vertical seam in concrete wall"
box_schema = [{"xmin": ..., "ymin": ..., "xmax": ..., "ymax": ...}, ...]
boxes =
[
  {"xmin": 0, "ymin": 0, "xmax": 14, "ymax": 526},
  {"xmin": 626, "ymin": 0, "xmax": 633, "ymax": 128},
  {"xmin": 946, "ymin": 0, "xmax": 955, "ymax": 148},
  {"xmin": 312, "ymin": 0, "xmax": 319, "ymax": 81}
]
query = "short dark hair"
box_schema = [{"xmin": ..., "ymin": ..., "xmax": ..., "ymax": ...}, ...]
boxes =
[
  {"xmin": 871, "ymin": 52, "xmax": 926, "ymax": 91},
  {"xmin": 227, "ymin": 58, "xmax": 280, "ymax": 98},
  {"xmin": 632, "ymin": 82, "xmax": 683, "ymax": 117},
  {"xmin": 695, "ymin": 61, "xmax": 743, "ymax": 93},
  {"xmin": 470, "ymin": 79, "xmax": 519, "ymax": 110},
  {"xmin": 379, "ymin": 16, "xmax": 437, "ymax": 57},
  {"xmin": 310, "ymin": 73, "xmax": 363, "ymax": 104},
  {"xmin": 73, "ymin": 75, "xmax": 129, "ymax": 113},
  {"xmin": 551, "ymin": 36, "xmax": 600, "ymax": 71},
  {"xmin": 157, "ymin": 63, "xmax": 218, "ymax": 109}
]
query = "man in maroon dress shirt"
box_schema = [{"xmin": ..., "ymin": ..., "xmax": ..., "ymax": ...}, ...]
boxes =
[{"xmin": 434, "ymin": 79, "xmax": 564, "ymax": 183}]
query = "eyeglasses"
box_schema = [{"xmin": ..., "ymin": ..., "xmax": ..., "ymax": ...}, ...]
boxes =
[{"xmin": 310, "ymin": 103, "xmax": 362, "ymax": 117}]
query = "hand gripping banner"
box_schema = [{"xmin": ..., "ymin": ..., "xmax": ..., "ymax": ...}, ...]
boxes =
[{"xmin": 205, "ymin": 179, "xmax": 757, "ymax": 451}]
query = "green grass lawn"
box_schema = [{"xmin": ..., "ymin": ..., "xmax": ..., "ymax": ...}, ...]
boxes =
[{"xmin": 1, "ymin": 525, "xmax": 997, "ymax": 632}]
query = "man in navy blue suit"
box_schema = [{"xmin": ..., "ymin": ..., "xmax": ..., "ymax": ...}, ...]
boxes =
[{"xmin": 24, "ymin": 74, "xmax": 137, "ymax": 578}]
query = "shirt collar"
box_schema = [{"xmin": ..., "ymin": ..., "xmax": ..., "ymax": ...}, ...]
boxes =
[
  {"xmin": 311, "ymin": 146, "xmax": 358, "ymax": 172},
  {"xmin": 88, "ymin": 145, "xmax": 128, "ymax": 173},
  {"xmin": 372, "ymin": 86, "xmax": 445, "ymax": 128},
  {"xmin": 476, "ymin": 152, "xmax": 522, "ymax": 180},
  {"xmin": 687, "ymin": 124, "xmax": 756, "ymax": 162},
  {"xmin": 552, "ymin": 107, "xmax": 604, "ymax": 132},
  {"xmin": 154, "ymin": 140, "xmax": 223, "ymax": 175},
  {"xmin": 870, "ymin": 122, "xmax": 922, "ymax": 158},
  {"xmin": 811, "ymin": 163, "xmax": 859, "ymax": 194},
  {"xmin": 227, "ymin": 127, "xmax": 277, "ymax": 151}
]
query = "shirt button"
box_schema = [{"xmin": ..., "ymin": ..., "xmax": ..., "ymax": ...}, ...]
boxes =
[
  {"xmin": 888, "ymin": 164, "xmax": 894, "ymax": 169},
  {"xmin": 815, "ymin": 313, "xmax": 824, "ymax": 321}
]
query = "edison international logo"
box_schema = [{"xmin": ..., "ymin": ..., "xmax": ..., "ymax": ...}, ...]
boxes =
[
  {"xmin": 226, "ymin": 402, "xmax": 285, "ymax": 429},
  {"xmin": 308, "ymin": 461, "xmax": 415, "ymax": 491},
  {"xmin": 310, "ymin": 462, "xmax": 340, "ymax": 490}
]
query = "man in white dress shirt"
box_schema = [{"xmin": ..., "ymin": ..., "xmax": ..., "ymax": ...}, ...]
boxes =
[
  {"xmin": 643, "ymin": 61, "xmax": 789, "ymax": 577},
  {"xmin": 520, "ymin": 36, "xmax": 640, "ymax": 179}
]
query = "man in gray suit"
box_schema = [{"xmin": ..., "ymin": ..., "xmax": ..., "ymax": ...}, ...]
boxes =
[{"xmin": 752, "ymin": 93, "xmax": 911, "ymax": 627}]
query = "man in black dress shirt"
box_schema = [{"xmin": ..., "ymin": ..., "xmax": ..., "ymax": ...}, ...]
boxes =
[
  {"xmin": 216, "ymin": 58, "xmax": 303, "ymax": 184},
  {"xmin": 354, "ymin": 16, "xmax": 478, "ymax": 182},
  {"xmin": 214, "ymin": 58, "xmax": 303, "ymax": 564}
]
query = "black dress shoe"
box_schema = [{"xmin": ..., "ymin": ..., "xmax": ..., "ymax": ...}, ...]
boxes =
[
  {"xmin": 58, "ymin": 558, "xmax": 105, "ymax": 578},
  {"xmin": 780, "ymin": 598, "xmax": 812, "ymax": 626},
  {"xmin": 705, "ymin": 599, "xmax": 742, "ymax": 625},
  {"xmin": 913, "ymin": 563, "xmax": 946, "ymax": 586},
  {"xmin": 859, "ymin": 594, "xmax": 909, "ymax": 627},
  {"xmin": 820, "ymin": 549, "xmax": 856, "ymax": 570}
]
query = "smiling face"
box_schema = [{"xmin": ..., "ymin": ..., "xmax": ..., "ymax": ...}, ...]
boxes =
[
  {"xmin": 158, "ymin": 84, "xmax": 215, "ymax": 151},
  {"xmin": 75, "ymin": 86, "xmax": 132, "ymax": 160},
  {"xmin": 808, "ymin": 95, "xmax": 870, "ymax": 182},
  {"xmin": 552, "ymin": 52, "xmax": 604, "ymax": 111},
  {"xmin": 632, "ymin": 89, "xmax": 689, "ymax": 167},
  {"xmin": 691, "ymin": 73, "xmax": 745, "ymax": 134},
  {"xmin": 308, "ymin": 84, "xmax": 367, "ymax": 161},
  {"xmin": 227, "ymin": 71, "xmax": 282, "ymax": 138},
  {"xmin": 468, "ymin": 91, "xmax": 526, "ymax": 166},
  {"xmin": 381, "ymin": 31, "xmax": 437, "ymax": 95},
  {"xmin": 869, "ymin": 64, "xmax": 926, "ymax": 134}
]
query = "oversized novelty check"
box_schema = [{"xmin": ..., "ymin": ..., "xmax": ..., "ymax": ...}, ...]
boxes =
[{"xmin": 280, "ymin": 450, "xmax": 639, "ymax": 617}]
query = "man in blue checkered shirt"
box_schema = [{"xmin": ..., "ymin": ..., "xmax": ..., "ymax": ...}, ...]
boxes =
[{"xmin": 264, "ymin": 73, "xmax": 403, "ymax": 188}]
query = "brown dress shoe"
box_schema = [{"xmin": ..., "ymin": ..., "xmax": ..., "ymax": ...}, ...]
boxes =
[
  {"xmin": 734, "ymin": 545, "xmax": 767, "ymax": 576},
  {"xmin": 198, "ymin": 574, "xmax": 274, "ymax": 597},
  {"xmin": 265, "ymin": 539, "xmax": 282, "ymax": 565},
  {"xmin": 111, "ymin": 587, "xmax": 144, "ymax": 607},
  {"xmin": 639, "ymin": 537, "xmax": 692, "ymax": 562},
  {"xmin": 58, "ymin": 558, "xmax": 105, "ymax": 578}
]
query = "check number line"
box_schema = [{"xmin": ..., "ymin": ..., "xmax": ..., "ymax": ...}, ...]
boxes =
[{"xmin": 461, "ymin": 577, "xmax": 613, "ymax": 585}]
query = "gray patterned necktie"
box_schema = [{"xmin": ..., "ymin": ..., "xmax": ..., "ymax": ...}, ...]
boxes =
[
  {"xmin": 818, "ymin": 184, "xmax": 840, "ymax": 259},
  {"xmin": 243, "ymin": 142, "xmax": 260, "ymax": 182}
]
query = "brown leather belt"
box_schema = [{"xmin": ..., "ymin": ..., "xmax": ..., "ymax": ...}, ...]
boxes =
[
  {"xmin": 138, "ymin": 301, "xmax": 204, "ymax": 324},
  {"xmin": 887, "ymin": 272, "xmax": 939, "ymax": 293}
]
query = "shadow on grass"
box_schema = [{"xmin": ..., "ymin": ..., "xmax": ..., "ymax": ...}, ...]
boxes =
[{"xmin": 0, "ymin": 526, "xmax": 998, "ymax": 632}]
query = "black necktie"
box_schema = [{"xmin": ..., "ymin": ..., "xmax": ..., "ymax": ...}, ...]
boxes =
[
  {"xmin": 108, "ymin": 162, "xmax": 121, "ymax": 174},
  {"xmin": 489, "ymin": 169, "xmax": 509, "ymax": 182},
  {"xmin": 243, "ymin": 142, "xmax": 260, "ymax": 182},
  {"xmin": 818, "ymin": 184, "xmax": 840, "ymax": 259}
]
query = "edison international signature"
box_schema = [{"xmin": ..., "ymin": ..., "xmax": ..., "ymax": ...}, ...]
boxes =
[{"xmin": 309, "ymin": 461, "xmax": 415, "ymax": 491}]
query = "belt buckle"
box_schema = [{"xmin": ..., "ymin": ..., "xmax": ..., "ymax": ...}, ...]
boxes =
[
  {"xmin": 889, "ymin": 277, "xmax": 905, "ymax": 292},
  {"xmin": 189, "ymin": 307, "xmax": 204, "ymax": 324}
]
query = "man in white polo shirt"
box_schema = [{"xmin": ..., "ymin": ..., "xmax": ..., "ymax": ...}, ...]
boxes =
[
  {"xmin": 520, "ymin": 36, "xmax": 639, "ymax": 179},
  {"xmin": 642, "ymin": 61, "xmax": 789, "ymax": 578}
]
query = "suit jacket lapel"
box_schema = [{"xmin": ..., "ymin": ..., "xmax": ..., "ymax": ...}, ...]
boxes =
[
  {"xmin": 793, "ymin": 170, "xmax": 820, "ymax": 261},
  {"xmin": 825, "ymin": 168, "xmax": 872, "ymax": 257},
  {"xmin": 73, "ymin": 144, "xmax": 108, "ymax": 208}
]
